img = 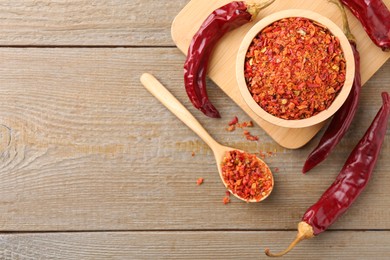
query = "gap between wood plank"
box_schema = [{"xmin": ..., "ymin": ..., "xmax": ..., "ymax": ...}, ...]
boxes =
[
  {"xmin": 0, "ymin": 229, "xmax": 389, "ymax": 234},
  {"xmin": 0, "ymin": 45, "xmax": 177, "ymax": 48}
]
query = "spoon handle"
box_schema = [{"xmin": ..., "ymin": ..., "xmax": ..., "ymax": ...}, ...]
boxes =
[{"xmin": 140, "ymin": 73, "xmax": 220, "ymax": 150}]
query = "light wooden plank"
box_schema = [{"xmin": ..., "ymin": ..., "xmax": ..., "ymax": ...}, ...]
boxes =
[
  {"xmin": 0, "ymin": 0, "xmax": 187, "ymax": 46},
  {"xmin": 0, "ymin": 48, "xmax": 388, "ymax": 231},
  {"xmin": 1, "ymin": 231, "xmax": 390, "ymax": 259}
]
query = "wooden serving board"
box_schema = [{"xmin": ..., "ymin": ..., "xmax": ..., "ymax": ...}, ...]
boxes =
[{"xmin": 171, "ymin": 0, "xmax": 390, "ymax": 149}]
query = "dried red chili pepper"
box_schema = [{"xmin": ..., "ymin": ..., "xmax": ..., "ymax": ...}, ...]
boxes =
[
  {"xmin": 340, "ymin": 0, "xmax": 390, "ymax": 51},
  {"xmin": 184, "ymin": 0, "xmax": 275, "ymax": 118},
  {"xmin": 302, "ymin": 0, "xmax": 361, "ymax": 173},
  {"xmin": 265, "ymin": 92, "xmax": 390, "ymax": 257}
]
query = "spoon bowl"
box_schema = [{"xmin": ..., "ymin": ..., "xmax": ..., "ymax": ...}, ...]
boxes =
[{"xmin": 140, "ymin": 73, "xmax": 274, "ymax": 202}]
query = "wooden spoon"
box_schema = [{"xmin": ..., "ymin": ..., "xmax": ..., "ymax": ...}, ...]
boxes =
[{"xmin": 140, "ymin": 73, "xmax": 274, "ymax": 202}]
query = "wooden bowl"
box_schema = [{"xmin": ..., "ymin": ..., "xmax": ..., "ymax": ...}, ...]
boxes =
[{"xmin": 236, "ymin": 9, "xmax": 355, "ymax": 128}]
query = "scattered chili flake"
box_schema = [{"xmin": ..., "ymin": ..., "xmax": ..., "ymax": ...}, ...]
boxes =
[
  {"xmin": 238, "ymin": 120, "xmax": 254, "ymax": 128},
  {"xmin": 196, "ymin": 178, "xmax": 204, "ymax": 185},
  {"xmin": 223, "ymin": 196, "xmax": 231, "ymax": 205},
  {"xmin": 257, "ymin": 150, "xmax": 277, "ymax": 160},
  {"xmin": 225, "ymin": 191, "xmax": 231, "ymax": 197},
  {"xmin": 258, "ymin": 151, "xmax": 266, "ymax": 159},
  {"xmin": 229, "ymin": 116, "xmax": 239, "ymax": 126},
  {"xmin": 226, "ymin": 116, "xmax": 254, "ymax": 131},
  {"xmin": 226, "ymin": 124, "xmax": 236, "ymax": 132},
  {"xmin": 221, "ymin": 150, "xmax": 273, "ymax": 202},
  {"xmin": 244, "ymin": 17, "xmax": 346, "ymax": 120},
  {"xmin": 274, "ymin": 167, "xmax": 279, "ymax": 173},
  {"xmin": 191, "ymin": 151, "xmax": 195, "ymax": 157},
  {"xmin": 243, "ymin": 130, "xmax": 259, "ymax": 141}
]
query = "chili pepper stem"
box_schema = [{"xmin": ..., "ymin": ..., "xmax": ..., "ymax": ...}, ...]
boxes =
[
  {"xmin": 265, "ymin": 222, "xmax": 314, "ymax": 257},
  {"xmin": 246, "ymin": 0, "xmax": 276, "ymax": 19},
  {"xmin": 328, "ymin": 0, "xmax": 356, "ymax": 43}
]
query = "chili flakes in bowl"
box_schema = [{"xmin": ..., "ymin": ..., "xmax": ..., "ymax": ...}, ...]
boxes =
[
  {"xmin": 221, "ymin": 150, "xmax": 273, "ymax": 202},
  {"xmin": 244, "ymin": 17, "xmax": 346, "ymax": 120}
]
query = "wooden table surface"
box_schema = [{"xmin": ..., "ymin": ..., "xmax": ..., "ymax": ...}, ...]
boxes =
[{"xmin": 0, "ymin": 1, "xmax": 388, "ymax": 259}]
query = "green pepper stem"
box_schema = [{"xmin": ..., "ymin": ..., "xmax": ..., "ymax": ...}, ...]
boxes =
[{"xmin": 328, "ymin": 0, "xmax": 356, "ymax": 43}]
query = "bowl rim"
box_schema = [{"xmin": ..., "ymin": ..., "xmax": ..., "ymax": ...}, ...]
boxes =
[{"xmin": 236, "ymin": 9, "xmax": 355, "ymax": 128}]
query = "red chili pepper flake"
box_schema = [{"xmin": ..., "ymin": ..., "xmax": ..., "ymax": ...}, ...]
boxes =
[
  {"xmin": 191, "ymin": 151, "xmax": 196, "ymax": 157},
  {"xmin": 243, "ymin": 130, "xmax": 259, "ymax": 141},
  {"xmin": 274, "ymin": 167, "xmax": 279, "ymax": 173},
  {"xmin": 241, "ymin": 120, "xmax": 254, "ymax": 128},
  {"xmin": 226, "ymin": 116, "xmax": 254, "ymax": 132},
  {"xmin": 196, "ymin": 178, "xmax": 204, "ymax": 185},
  {"xmin": 237, "ymin": 120, "xmax": 254, "ymax": 128},
  {"xmin": 258, "ymin": 151, "xmax": 266, "ymax": 159},
  {"xmin": 223, "ymin": 196, "xmax": 231, "ymax": 204},
  {"xmin": 257, "ymin": 150, "xmax": 277, "ymax": 159},
  {"xmin": 221, "ymin": 150, "xmax": 273, "ymax": 202},
  {"xmin": 244, "ymin": 17, "xmax": 346, "ymax": 120},
  {"xmin": 226, "ymin": 124, "xmax": 236, "ymax": 132},
  {"xmin": 225, "ymin": 191, "xmax": 231, "ymax": 197},
  {"xmin": 229, "ymin": 116, "xmax": 239, "ymax": 126}
]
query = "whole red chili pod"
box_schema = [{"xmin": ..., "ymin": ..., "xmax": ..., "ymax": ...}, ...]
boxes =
[
  {"xmin": 302, "ymin": 0, "xmax": 361, "ymax": 173},
  {"xmin": 265, "ymin": 92, "xmax": 390, "ymax": 257},
  {"xmin": 184, "ymin": 0, "xmax": 275, "ymax": 118},
  {"xmin": 340, "ymin": 0, "xmax": 390, "ymax": 51}
]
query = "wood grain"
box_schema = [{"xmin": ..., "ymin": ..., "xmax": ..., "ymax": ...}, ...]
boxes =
[
  {"xmin": 171, "ymin": 0, "xmax": 390, "ymax": 148},
  {"xmin": 1, "ymin": 231, "xmax": 390, "ymax": 259},
  {"xmin": 0, "ymin": 48, "xmax": 388, "ymax": 231},
  {"xmin": 0, "ymin": 0, "xmax": 389, "ymax": 258},
  {"xmin": 0, "ymin": 0, "xmax": 187, "ymax": 46}
]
